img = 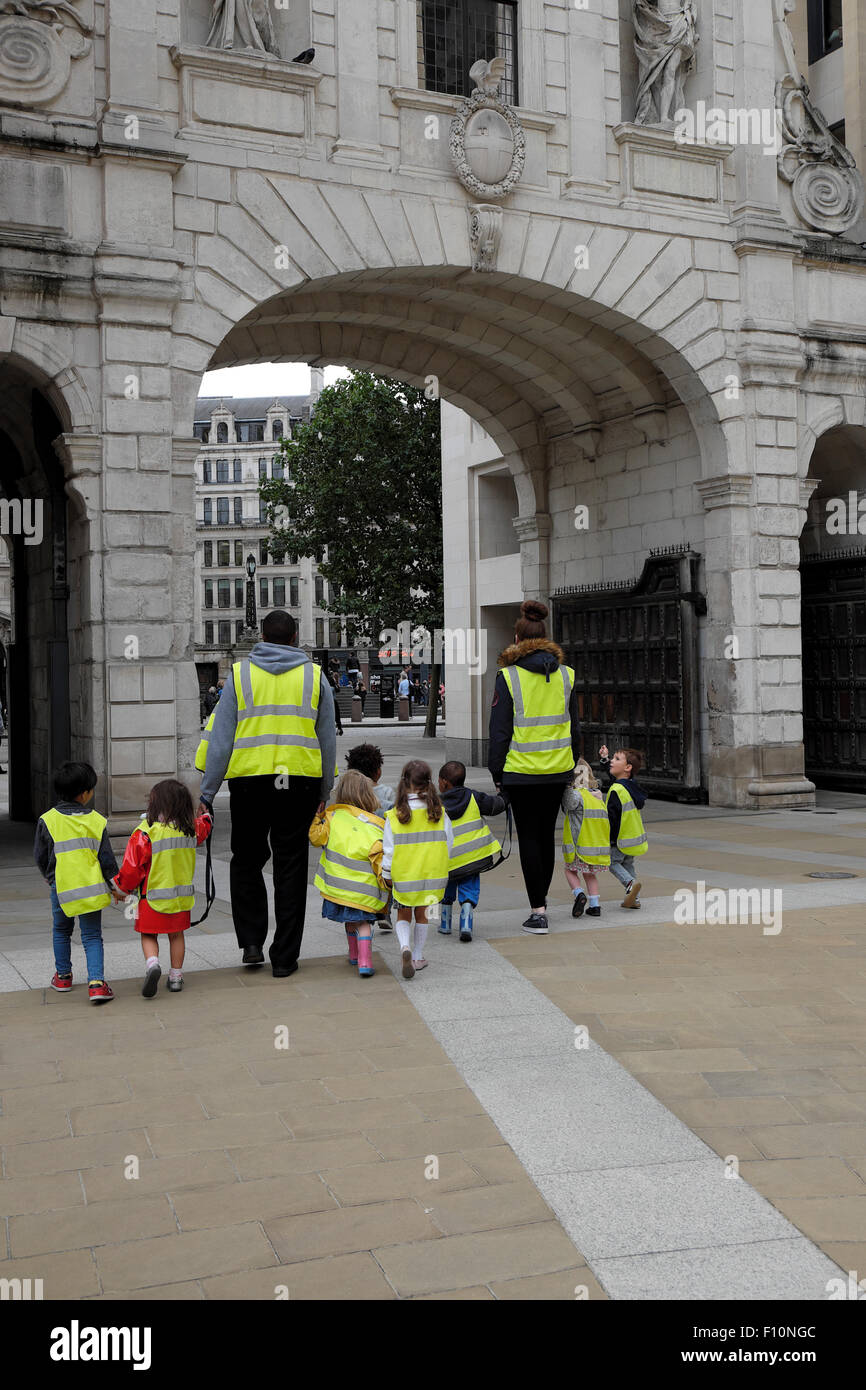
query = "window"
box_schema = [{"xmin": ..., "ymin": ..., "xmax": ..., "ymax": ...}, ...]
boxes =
[
  {"xmin": 233, "ymin": 458, "xmax": 242, "ymax": 482},
  {"xmin": 259, "ymin": 498, "xmax": 269, "ymax": 523},
  {"xmin": 829, "ymin": 119, "xmax": 846, "ymax": 147},
  {"xmin": 194, "ymin": 422, "xmax": 210, "ymax": 443},
  {"xmin": 216, "ymin": 458, "xmax": 229, "ymax": 483},
  {"xmin": 204, "ymin": 621, "xmax": 213, "ymax": 643},
  {"xmin": 314, "ymin": 575, "xmax": 324, "ymax": 604},
  {"xmin": 259, "ymin": 577, "xmax": 269, "ymax": 607},
  {"xmin": 217, "ymin": 579, "xmax": 231, "ymax": 608},
  {"xmin": 217, "ymin": 541, "xmax": 230, "ymax": 566},
  {"xmin": 329, "ymin": 620, "xmax": 341, "ymax": 648},
  {"xmin": 236, "ymin": 620, "xmax": 245, "ymax": 641},
  {"xmin": 290, "ymin": 576, "xmax": 299, "ymax": 606},
  {"xmin": 808, "ymin": 0, "xmax": 843, "ymax": 61},
  {"xmin": 238, "ymin": 421, "xmax": 264, "ymax": 442},
  {"xmin": 258, "ymin": 458, "xmax": 268, "ymax": 477},
  {"xmin": 234, "ymin": 578, "xmax": 244, "ymax": 608},
  {"xmin": 234, "ymin": 540, "xmax": 243, "ymax": 566},
  {"xmin": 203, "ymin": 541, "xmax": 213, "ymax": 567},
  {"xmin": 259, "ymin": 539, "xmax": 269, "ymax": 565},
  {"xmin": 234, "ymin": 496, "xmax": 243, "ymax": 525},
  {"xmin": 419, "ymin": 0, "xmax": 518, "ymax": 105},
  {"xmin": 315, "ymin": 618, "xmax": 325, "ymax": 647},
  {"xmin": 272, "ymin": 456, "xmax": 284, "ymax": 479},
  {"xmin": 217, "ymin": 497, "xmax": 229, "ymax": 525},
  {"xmin": 203, "ymin": 499, "xmax": 212, "ymax": 526},
  {"xmin": 218, "ymin": 620, "xmax": 231, "ymax": 644},
  {"xmin": 273, "ymin": 577, "xmax": 286, "ymax": 606},
  {"xmin": 204, "ymin": 579, "xmax": 214, "ymax": 609},
  {"xmin": 202, "ymin": 458, "xmax": 212, "ymax": 484},
  {"xmin": 216, "ymin": 422, "xmax": 228, "ymax": 443},
  {"xmin": 273, "ymin": 419, "xmax": 283, "ymax": 440}
]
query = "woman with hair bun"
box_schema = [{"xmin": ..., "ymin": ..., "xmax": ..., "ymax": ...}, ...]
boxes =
[{"xmin": 488, "ymin": 600, "xmax": 580, "ymax": 934}]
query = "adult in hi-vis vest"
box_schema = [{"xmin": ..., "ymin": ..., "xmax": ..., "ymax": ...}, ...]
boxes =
[
  {"xmin": 488, "ymin": 600, "xmax": 581, "ymax": 936},
  {"xmin": 198, "ymin": 609, "xmax": 337, "ymax": 977}
]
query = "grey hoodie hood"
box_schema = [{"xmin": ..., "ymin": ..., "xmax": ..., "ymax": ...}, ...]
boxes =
[{"xmin": 198, "ymin": 644, "xmax": 337, "ymax": 804}]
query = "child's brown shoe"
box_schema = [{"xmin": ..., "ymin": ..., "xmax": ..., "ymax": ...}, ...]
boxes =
[{"xmin": 622, "ymin": 881, "xmax": 642, "ymax": 909}]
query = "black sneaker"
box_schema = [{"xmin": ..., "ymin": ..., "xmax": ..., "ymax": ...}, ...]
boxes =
[
  {"xmin": 585, "ymin": 905, "xmax": 601, "ymax": 917},
  {"xmin": 242, "ymin": 947, "xmax": 265, "ymax": 966},
  {"xmin": 521, "ymin": 913, "xmax": 549, "ymax": 935},
  {"xmin": 571, "ymin": 893, "xmax": 587, "ymax": 919},
  {"xmin": 141, "ymin": 963, "xmax": 161, "ymax": 998}
]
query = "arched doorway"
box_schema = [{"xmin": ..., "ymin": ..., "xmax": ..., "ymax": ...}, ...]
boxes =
[
  {"xmin": 0, "ymin": 361, "xmax": 72, "ymax": 820},
  {"xmin": 800, "ymin": 423, "xmax": 866, "ymax": 791}
]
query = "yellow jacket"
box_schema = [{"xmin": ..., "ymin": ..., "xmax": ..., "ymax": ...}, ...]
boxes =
[{"xmin": 309, "ymin": 802, "xmax": 386, "ymax": 905}]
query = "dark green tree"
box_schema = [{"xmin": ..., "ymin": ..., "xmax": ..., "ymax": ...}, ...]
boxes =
[{"xmin": 260, "ymin": 371, "xmax": 444, "ymax": 734}]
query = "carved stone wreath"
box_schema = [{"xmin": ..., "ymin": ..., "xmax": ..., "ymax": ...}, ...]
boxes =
[
  {"xmin": 0, "ymin": 0, "xmax": 91, "ymax": 106},
  {"xmin": 449, "ymin": 86, "xmax": 526, "ymax": 200},
  {"xmin": 776, "ymin": 72, "xmax": 865, "ymax": 236}
]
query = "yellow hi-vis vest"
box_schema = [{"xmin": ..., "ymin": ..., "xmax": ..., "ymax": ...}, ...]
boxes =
[
  {"xmin": 448, "ymin": 794, "xmax": 502, "ymax": 879},
  {"xmin": 386, "ymin": 806, "xmax": 450, "ymax": 907},
  {"xmin": 226, "ymin": 658, "xmax": 323, "ymax": 779},
  {"xmin": 502, "ymin": 663, "xmax": 576, "ymax": 775},
  {"xmin": 563, "ymin": 788, "xmax": 610, "ymax": 867},
  {"xmin": 605, "ymin": 782, "xmax": 648, "ymax": 857},
  {"xmin": 137, "ymin": 819, "xmax": 197, "ymax": 914},
  {"xmin": 41, "ymin": 807, "xmax": 111, "ymax": 918},
  {"xmin": 195, "ymin": 711, "xmax": 215, "ymax": 772},
  {"xmin": 314, "ymin": 806, "xmax": 387, "ymax": 913}
]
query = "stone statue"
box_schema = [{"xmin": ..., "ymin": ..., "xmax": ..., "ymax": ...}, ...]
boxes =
[
  {"xmin": 633, "ymin": 0, "xmax": 698, "ymax": 128},
  {"xmin": 205, "ymin": 0, "xmax": 280, "ymax": 57}
]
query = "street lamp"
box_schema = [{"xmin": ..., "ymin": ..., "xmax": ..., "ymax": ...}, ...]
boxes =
[{"xmin": 245, "ymin": 552, "xmax": 257, "ymax": 636}]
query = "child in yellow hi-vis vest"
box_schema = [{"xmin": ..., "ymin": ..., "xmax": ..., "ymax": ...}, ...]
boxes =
[
  {"xmin": 309, "ymin": 770, "xmax": 388, "ymax": 978},
  {"xmin": 114, "ymin": 780, "xmax": 213, "ymax": 996},
  {"xmin": 598, "ymin": 744, "xmax": 648, "ymax": 909},
  {"xmin": 561, "ymin": 758, "xmax": 610, "ymax": 919},
  {"xmin": 382, "ymin": 760, "xmax": 453, "ymax": 980}
]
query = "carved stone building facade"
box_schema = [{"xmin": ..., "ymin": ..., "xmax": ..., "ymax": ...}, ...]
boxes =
[{"xmin": 2, "ymin": 0, "xmax": 866, "ymax": 826}]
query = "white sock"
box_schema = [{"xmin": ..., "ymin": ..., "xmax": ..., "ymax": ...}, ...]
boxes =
[
  {"xmin": 396, "ymin": 920, "xmax": 411, "ymax": 952},
  {"xmin": 413, "ymin": 922, "xmax": 428, "ymax": 961},
  {"xmin": 169, "ymin": 967, "xmax": 182, "ymax": 981},
  {"xmin": 145, "ymin": 955, "xmax": 158, "ymax": 970}
]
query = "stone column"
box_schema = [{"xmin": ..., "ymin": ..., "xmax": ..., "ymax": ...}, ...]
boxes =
[
  {"xmin": 513, "ymin": 513, "xmax": 552, "ymax": 601},
  {"xmin": 331, "ymin": 2, "xmax": 389, "ymax": 169},
  {"xmin": 730, "ymin": 0, "xmax": 785, "ymax": 226},
  {"xmin": 843, "ymin": 0, "xmax": 866, "ymax": 175},
  {"xmin": 101, "ymin": 0, "xmax": 175, "ymax": 156},
  {"xmin": 565, "ymin": 1, "xmax": 609, "ymax": 194}
]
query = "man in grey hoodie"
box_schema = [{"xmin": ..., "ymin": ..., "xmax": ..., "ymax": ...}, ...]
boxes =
[{"xmin": 198, "ymin": 609, "xmax": 337, "ymax": 977}]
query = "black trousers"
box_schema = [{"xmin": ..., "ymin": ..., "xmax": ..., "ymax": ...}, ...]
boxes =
[
  {"xmin": 506, "ymin": 783, "xmax": 565, "ymax": 910},
  {"xmin": 228, "ymin": 774, "xmax": 321, "ymax": 969}
]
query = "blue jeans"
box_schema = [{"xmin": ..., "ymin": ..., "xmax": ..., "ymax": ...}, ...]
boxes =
[
  {"xmin": 609, "ymin": 850, "xmax": 636, "ymax": 890},
  {"xmin": 51, "ymin": 887, "xmax": 105, "ymax": 981},
  {"xmin": 442, "ymin": 874, "xmax": 480, "ymax": 907}
]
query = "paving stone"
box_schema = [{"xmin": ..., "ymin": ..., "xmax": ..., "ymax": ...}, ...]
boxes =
[
  {"xmin": 738, "ymin": 1157, "xmax": 866, "ymax": 1199},
  {"xmin": 86, "ymin": 1281, "xmax": 205, "ymax": 1301},
  {"xmin": 772, "ymin": 1196, "xmax": 866, "ymax": 1244},
  {"xmin": 10, "ymin": 1194, "xmax": 176, "ymax": 1257},
  {"xmin": 198, "ymin": 1080, "xmax": 336, "ymax": 1115},
  {"xmin": 319, "ymin": 1153, "xmax": 486, "ymax": 1205},
  {"xmin": 146, "ymin": 1114, "xmax": 289, "ymax": 1155},
  {"xmin": 321, "ymin": 1065, "xmax": 466, "ymax": 1101},
  {"xmin": 412, "ymin": 1285, "xmax": 495, "ymax": 1299},
  {"xmin": 746, "ymin": 1124, "xmax": 866, "ymax": 1159},
  {"xmin": 0, "ymin": 1248, "xmax": 100, "ymax": 1300},
  {"xmin": 279, "ymin": 1096, "xmax": 426, "ymax": 1140},
  {"xmin": 229, "ymin": 1133, "xmax": 382, "ymax": 1179},
  {"xmin": 489, "ymin": 1266, "xmax": 609, "ymax": 1300},
  {"xmin": 414, "ymin": 1089, "xmax": 486, "ymax": 1120},
  {"xmin": 69, "ymin": 1093, "xmax": 208, "ymax": 1137},
  {"xmin": 0, "ymin": 1170, "xmax": 85, "ymax": 1219},
  {"xmin": 94, "ymin": 1221, "xmax": 278, "ymax": 1290},
  {"xmin": 373, "ymin": 1222, "xmax": 583, "ymax": 1297},
  {"xmin": 265, "ymin": 1199, "xmax": 440, "ymax": 1263},
  {"xmin": 173, "ymin": 1174, "xmax": 337, "ymax": 1231},
  {"xmin": 363, "ymin": 1113, "xmax": 504, "ymax": 1160},
  {"xmin": 82, "ymin": 1151, "xmax": 238, "ymax": 1204},
  {"xmin": 201, "ymin": 1251, "xmax": 396, "ymax": 1300},
  {"xmin": 424, "ymin": 1180, "xmax": 554, "ymax": 1236},
  {"xmin": 3, "ymin": 1129, "xmax": 150, "ymax": 1178},
  {"xmin": 461, "ymin": 1145, "xmax": 531, "ymax": 1185},
  {"xmin": 592, "ymin": 1238, "xmax": 844, "ymax": 1301}
]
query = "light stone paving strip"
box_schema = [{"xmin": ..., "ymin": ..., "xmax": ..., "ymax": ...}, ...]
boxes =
[{"xmin": 384, "ymin": 937, "xmax": 845, "ymax": 1301}]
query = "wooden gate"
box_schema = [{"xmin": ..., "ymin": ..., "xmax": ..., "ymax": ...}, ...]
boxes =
[
  {"xmin": 553, "ymin": 546, "xmax": 706, "ymax": 801},
  {"xmin": 801, "ymin": 548, "xmax": 866, "ymax": 790}
]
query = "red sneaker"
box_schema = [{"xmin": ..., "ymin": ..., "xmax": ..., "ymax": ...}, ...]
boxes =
[
  {"xmin": 88, "ymin": 980, "xmax": 114, "ymax": 1005},
  {"xmin": 50, "ymin": 972, "xmax": 73, "ymax": 992}
]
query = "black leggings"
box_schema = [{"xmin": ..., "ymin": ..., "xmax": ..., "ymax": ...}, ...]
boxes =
[{"xmin": 506, "ymin": 783, "xmax": 564, "ymax": 910}]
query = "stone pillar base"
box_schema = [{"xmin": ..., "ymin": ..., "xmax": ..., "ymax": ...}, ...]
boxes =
[{"xmin": 709, "ymin": 745, "xmax": 816, "ymax": 810}]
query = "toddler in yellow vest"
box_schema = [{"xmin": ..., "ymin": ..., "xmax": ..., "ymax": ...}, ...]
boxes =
[
  {"xmin": 438, "ymin": 760, "xmax": 505, "ymax": 941},
  {"xmin": 309, "ymin": 770, "xmax": 389, "ymax": 977},
  {"xmin": 34, "ymin": 761, "xmax": 123, "ymax": 1004},
  {"xmin": 114, "ymin": 780, "xmax": 213, "ymax": 996},
  {"xmin": 599, "ymin": 745, "xmax": 648, "ymax": 909},
  {"xmin": 382, "ymin": 760, "xmax": 453, "ymax": 980},
  {"xmin": 561, "ymin": 758, "xmax": 610, "ymax": 918}
]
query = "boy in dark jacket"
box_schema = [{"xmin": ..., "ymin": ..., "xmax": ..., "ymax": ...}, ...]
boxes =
[
  {"xmin": 437, "ymin": 761, "xmax": 506, "ymax": 941},
  {"xmin": 598, "ymin": 744, "xmax": 648, "ymax": 909}
]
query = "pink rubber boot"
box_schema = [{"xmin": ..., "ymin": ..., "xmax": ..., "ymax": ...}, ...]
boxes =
[
  {"xmin": 345, "ymin": 926, "xmax": 358, "ymax": 966},
  {"xmin": 357, "ymin": 933, "xmax": 375, "ymax": 978}
]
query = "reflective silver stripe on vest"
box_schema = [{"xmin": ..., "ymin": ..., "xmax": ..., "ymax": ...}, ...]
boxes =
[
  {"xmin": 323, "ymin": 849, "xmax": 376, "ymax": 873},
  {"xmin": 509, "ymin": 666, "xmax": 572, "ymax": 728},
  {"xmin": 618, "ymin": 834, "xmax": 647, "ymax": 849},
  {"xmin": 52, "ymin": 837, "xmax": 100, "ymax": 853},
  {"xmin": 454, "ymin": 818, "xmax": 484, "ymax": 836},
  {"xmin": 56, "ymin": 881, "xmax": 108, "ymax": 905},
  {"xmin": 150, "ymin": 837, "xmax": 196, "ymax": 853},
  {"xmin": 239, "ymin": 658, "xmax": 316, "ymax": 719},
  {"xmin": 393, "ymin": 876, "xmax": 449, "ymax": 891},
  {"xmin": 583, "ymin": 808, "xmax": 608, "ymax": 819},
  {"xmin": 317, "ymin": 869, "xmax": 382, "ymax": 897},
  {"xmin": 233, "ymin": 734, "xmax": 320, "ymax": 750},
  {"xmin": 148, "ymin": 884, "xmax": 195, "ymax": 900},
  {"xmin": 391, "ymin": 830, "xmax": 448, "ymax": 845},
  {"xmin": 201, "ymin": 728, "xmax": 211, "ymax": 742},
  {"xmin": 512, "ymin": 737, "xmax": 571, "ymax": 752},
  {"xmin": 454, "ymin": 831, "xmax": 496, "ymax": 852}
]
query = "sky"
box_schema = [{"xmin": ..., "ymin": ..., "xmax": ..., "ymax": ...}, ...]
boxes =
[{"xmin": 200, "ymin": 363, "xmax": 351, "ymax": 398}]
